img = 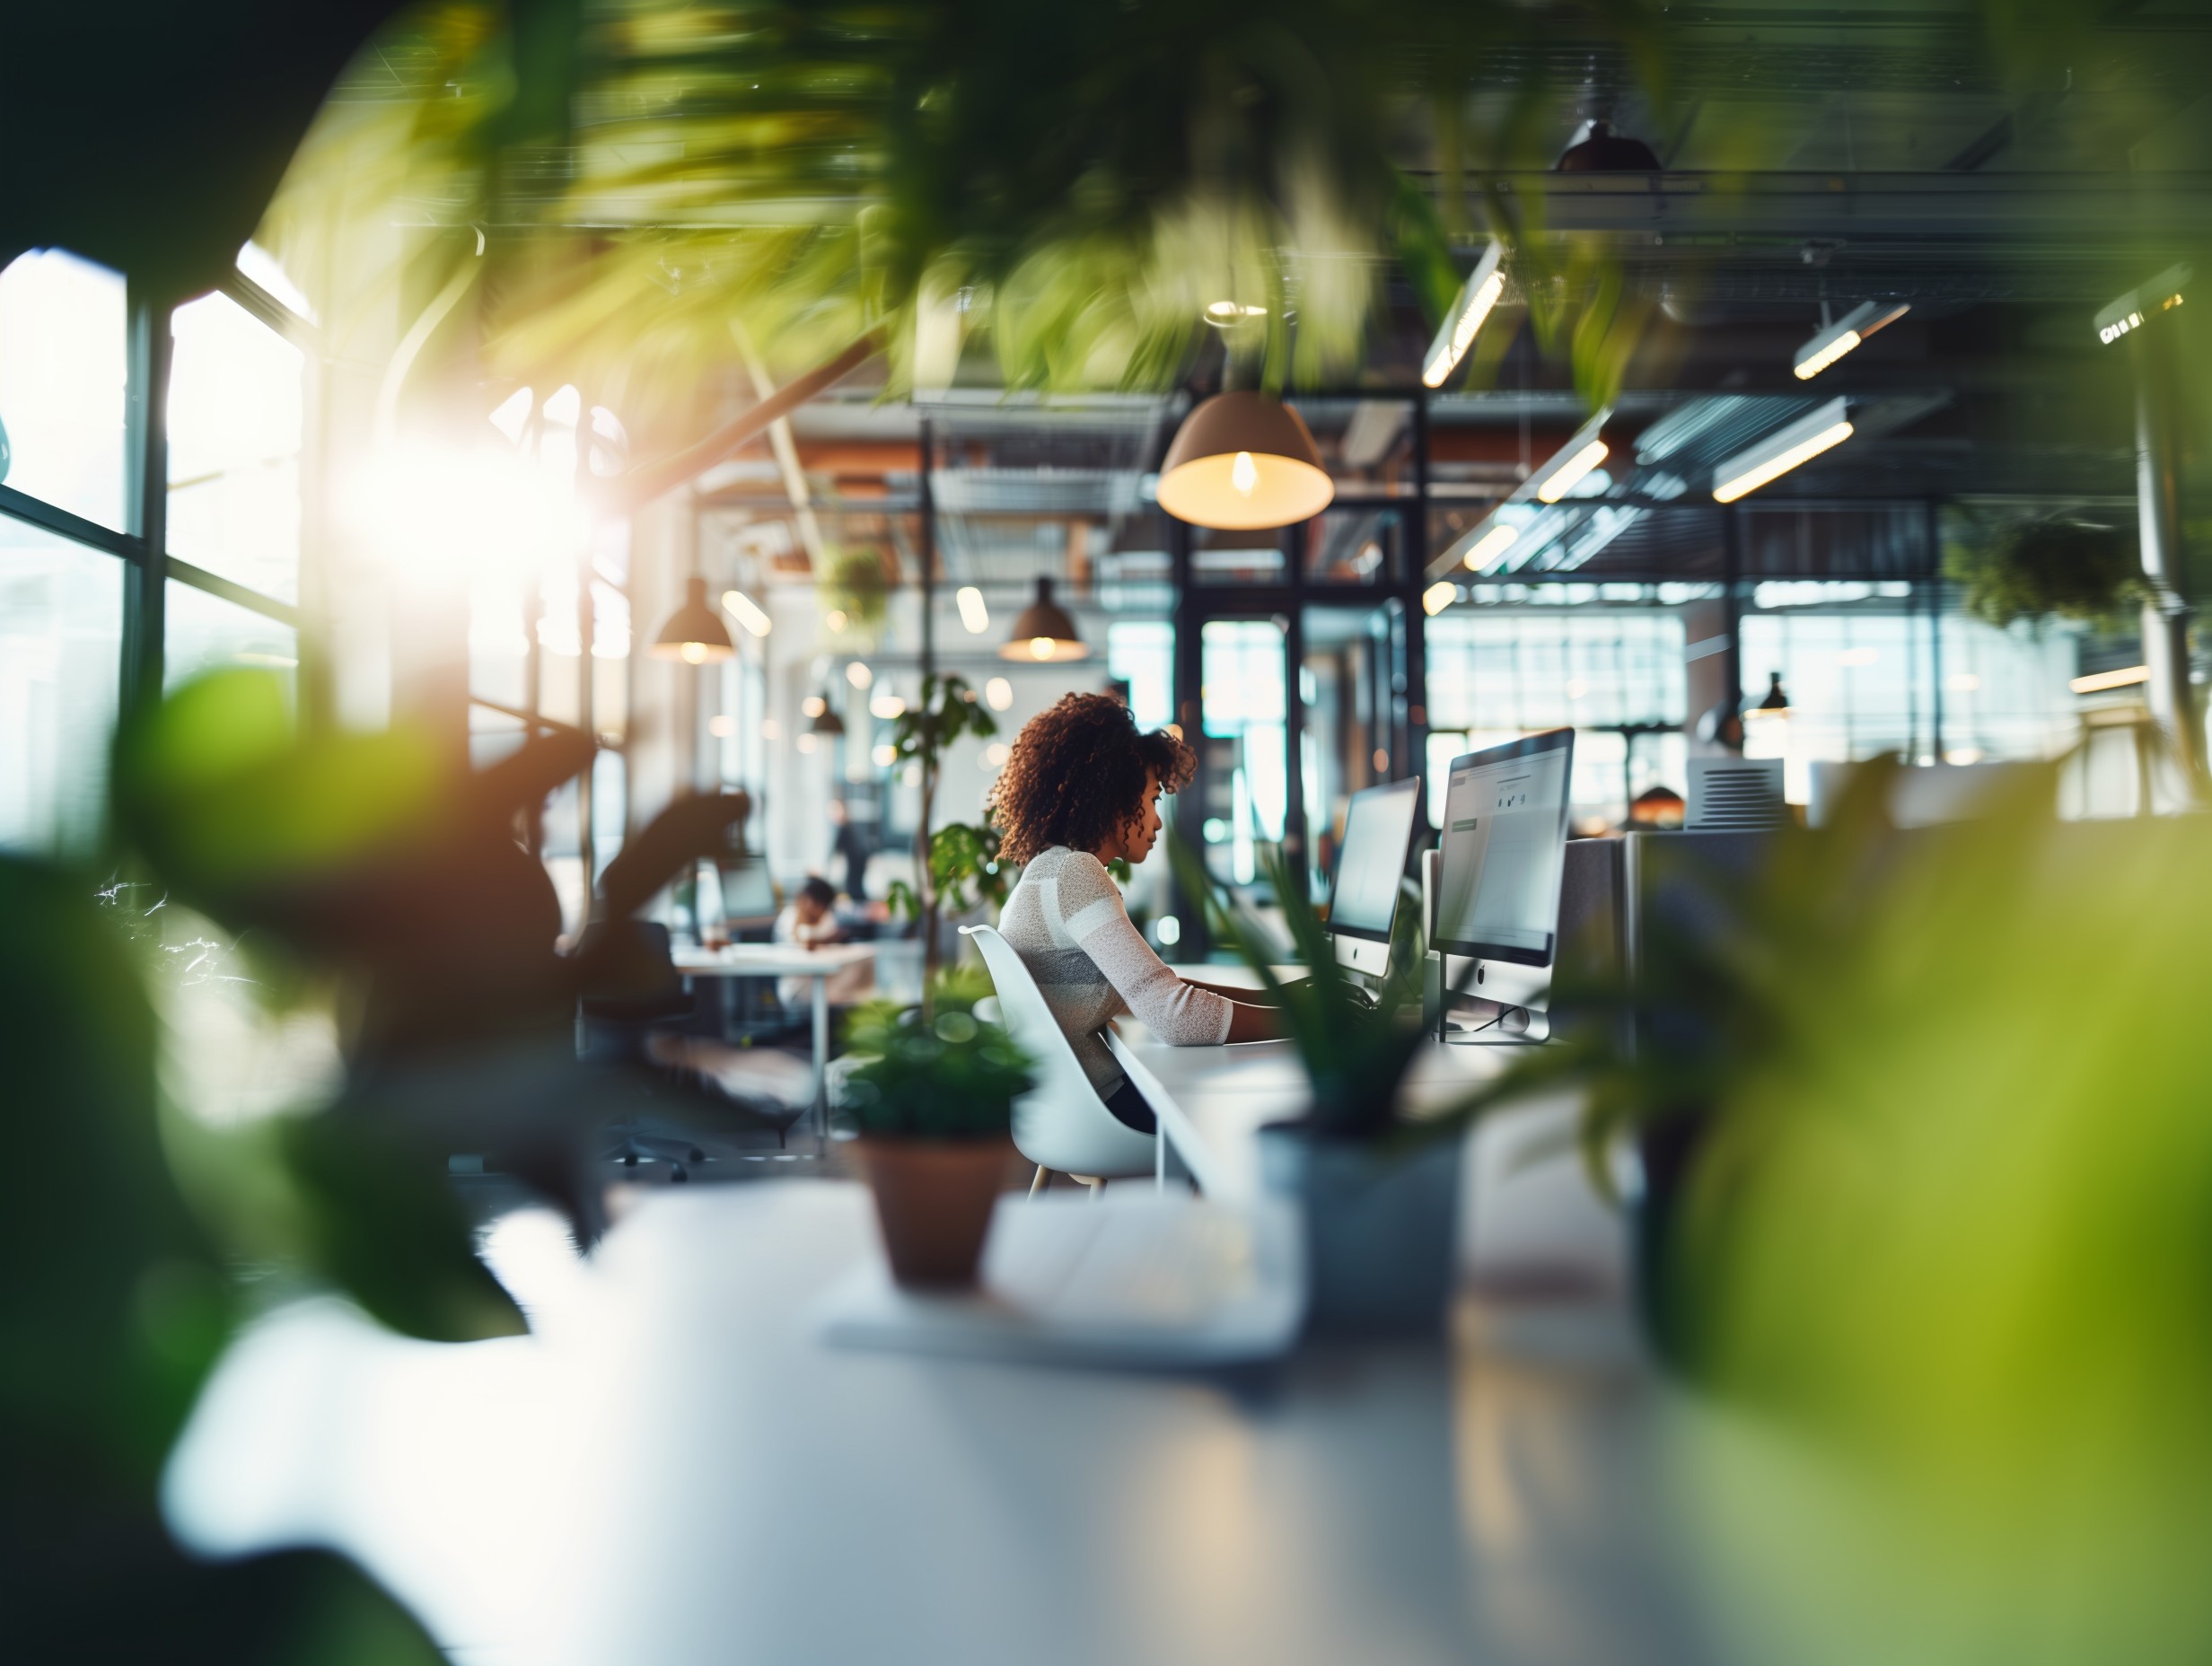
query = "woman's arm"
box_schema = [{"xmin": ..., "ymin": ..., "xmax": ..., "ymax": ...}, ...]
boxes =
[
  {"xmin": 1180, "ymin": 974, "xmax": 1270, "ymax": 1002},
  {"xmin": 1059, "ymin": 859, "xmax": 1241, "ymax": 1046},
  {"xmin": 1222, "ymin": 998, "xmax": 1281, "ymax": 1043}
]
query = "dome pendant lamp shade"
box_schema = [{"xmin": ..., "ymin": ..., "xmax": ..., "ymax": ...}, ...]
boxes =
[
  {"xmin": 1000, "ymin": 577, "xmax": 1089, "ymax": 662},
  {"xmin": 1155, "ymin": 391, "xmax": 1334, "ymax": 530},
  {"xmin": 651, "ymin": 575, "xmax": 736, "ymax": 664}
]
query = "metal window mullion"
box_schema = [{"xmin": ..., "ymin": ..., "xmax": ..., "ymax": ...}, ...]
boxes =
[
  {"xmin": 164, "ymin": 557, "xmax": 300, "ymax": 627},
  {"xmin": 0, "ymin": 486, "xmax": 142, "ymax": 560},
  {"xmin": 120, "ymin": 283, "xmax": 173, "ymax": 714}
]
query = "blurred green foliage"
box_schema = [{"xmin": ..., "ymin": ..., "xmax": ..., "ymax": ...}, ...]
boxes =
[
  {"xmin": 1444, "ymin": 763, "xmax": 2212, "ymax": 1660},
  {"xmin": 0, "ymin": 856, "xmax": 446, "ymax": 1662},
  {"xmin": 113, "ymin": 669, "xmax": 443, "ymax": 909},
  {"xmin": 821, "ymin": 546, "xmax": 891, "ymax": 634},
  {"xmin": 255, "ymin": 0, "xmax": 1701, "ymax": 421},
  {"xmin": 1672, "ymin": 779, "xmax": 2212, "ymax": 1662},
  {"xmin": 1944, "ymin": 512, "xmax": 2149, "ymax": 631},
  {"xmin": 889, "ymin": 818, "xmax": 1014, "ymax": 928},
  {"xmin": 840, "ymin": 985, "xmax": 1034, "ymax": 1141}
]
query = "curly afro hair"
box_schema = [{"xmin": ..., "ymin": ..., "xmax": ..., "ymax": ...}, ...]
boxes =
[{"xmin": 988, "ymin": 694, "xmax": 1194, "ymax": 865}]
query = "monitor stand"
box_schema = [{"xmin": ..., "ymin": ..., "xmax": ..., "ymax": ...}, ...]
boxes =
[{"xmin": 1435, "ymin": 954, "xmax": 1551, "ymax": 1044}]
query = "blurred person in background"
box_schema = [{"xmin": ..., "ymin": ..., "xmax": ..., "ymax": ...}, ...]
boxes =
[
  {"xmin": 775, "ymin": 876, "xmax": 873, "ymax": 1010},
  {"xmin": 828, "ymin": 796, "xmax": 871, "ymax": 902}
]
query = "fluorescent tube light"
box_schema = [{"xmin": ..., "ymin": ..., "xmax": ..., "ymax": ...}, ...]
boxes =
[
  {"xmin": 1462, "ymin": 523, "xmax": 1519, "ymax": 569},
  {"xmin": 720, "ymin": 589, "xmax": 772, "ymax": 637},
  {"xmin": 1712, "ymin": 398, "xmax": 1854, "ymax": 504},
  {"xmin": 955, "ymin": 584, "xmax": 989, "ymax": 633},
  {"xmin": 1421, "ymin": 241, "xmax": 1506, "ymax": 389},
  {"xmin": 2070, "ymin": 664, "xmax": 2149, "ymax": 694},
  {"xmin": 1422, "ymin": 580, "xmax": 1458, "ymax": 617},
  {"xmin": 1535, "ymin": 439, "xmax": 1609, "ymax": 503},
  {"xmin": 1793, "ymin": 302, "xmax": 1909, "ymax": 381}
]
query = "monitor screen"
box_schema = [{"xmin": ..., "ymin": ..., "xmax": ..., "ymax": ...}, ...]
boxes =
[
  {"xmin": 1326, "ymin": 777, "xmax": 1422, "ymax": 943},
  {"xmin": 1432, "ymin": 729, "xmax": 1576, "ymax": 966}
]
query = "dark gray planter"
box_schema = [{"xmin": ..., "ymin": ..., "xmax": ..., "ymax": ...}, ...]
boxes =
[{"xmin": 1257, "ymin": 1123, "xmax": 1464, "ymax": 1337}]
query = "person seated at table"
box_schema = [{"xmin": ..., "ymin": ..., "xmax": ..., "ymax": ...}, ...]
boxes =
[
  {"xmin": 774, "ymin": 876, "xmax": 873, "ymax": 1011},
  {"xmin": 991, "ymin": 694, "xmax": 1279, "ymax": 1134}
]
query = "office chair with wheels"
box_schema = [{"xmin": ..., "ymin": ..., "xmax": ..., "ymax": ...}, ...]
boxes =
[
  {"xmin": 578, "ymin": 919, "xmax": 709, "ymax": 1180},
  {"xmin": 961, "ymin": 925, "xmax": 1156, "ymax": 1194}
]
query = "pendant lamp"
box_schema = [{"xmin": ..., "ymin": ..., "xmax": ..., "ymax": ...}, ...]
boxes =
[
  {"xmin": 1000, "ymin": 577, "xmax": 1088, "ymax": 662},
  {"xmin": 1155, "ymin": 391, "xmax": 1333, "ymax": 530},
  {"xmin": 650, "ymin": 575, "xmax": 735, "ymax": 664}
]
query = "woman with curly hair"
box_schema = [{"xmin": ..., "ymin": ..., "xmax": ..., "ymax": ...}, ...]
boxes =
[{"xmin": 990, "ymin": 693, "xmax": 1279, "ymax": 1134}]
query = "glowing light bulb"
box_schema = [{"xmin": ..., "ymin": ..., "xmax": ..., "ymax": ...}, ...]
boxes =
[
  {"xmin": 680, "ymin": 641, "xmax": 708, "ymax": 664},
  {"xmin": 1231, "ymin": 451, "xmax": 1259, "ymax": 496},
  {"xmin": 1030, "ymin": 636, "xmax": 1054, "ymax": 660}
]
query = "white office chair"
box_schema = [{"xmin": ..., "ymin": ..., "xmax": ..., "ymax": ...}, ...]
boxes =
[{"xmin": 961, "ymin": 925, "xmax": 1157, "ymax": 1194}]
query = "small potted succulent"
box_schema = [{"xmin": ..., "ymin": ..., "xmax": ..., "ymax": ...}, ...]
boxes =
[
  {"xmin": 839, "ymin": 980, "xmax": 1034, "ymax": 1288},
  {"xmin": 1178, "ymin": 843, "xmax": 1471, "ymax": 1337}
]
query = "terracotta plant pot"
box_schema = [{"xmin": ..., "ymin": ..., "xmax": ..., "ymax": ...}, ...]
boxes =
[{"xmin": 852, "ymin": 1137, "xmax": 1013, "ymax": 1288}]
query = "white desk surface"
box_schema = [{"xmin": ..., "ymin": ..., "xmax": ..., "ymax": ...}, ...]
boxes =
[
  {"xmin": 672, "ymin": 941, "xmax": 877, "ymax": 978},
  {"xmin": 167, "ymin": 1180, "xmax": 1717, "ymax": 1666},
  {"xmin": 1110, "ymin": 1020, "xmax": 1524, "ymax": 1204}
]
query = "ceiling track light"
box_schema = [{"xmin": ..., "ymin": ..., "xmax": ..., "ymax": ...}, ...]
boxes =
[
  {"xmin": 1421, "ymin": 240, "xmax": 1506, "ymax": 389},
  {"xmin": 1793, "ymin": 301, "xmax": 1910, "ymax": 381},
  {"xmin": 1712, "ymin": 396, "xmax": 1855, "ymax": 504},
  {"xmin": 2096, "ymin": 262, "xmax": 2191, "ymax": 346}
]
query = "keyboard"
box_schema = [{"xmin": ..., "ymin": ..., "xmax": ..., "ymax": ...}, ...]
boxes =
[{"xmin": 1272, "ymin": 974, "xmax": 1377, "ymax": 1010}]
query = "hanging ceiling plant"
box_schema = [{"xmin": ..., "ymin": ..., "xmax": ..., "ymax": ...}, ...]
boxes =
[
  {"xmin": 821, "ymin": 545, "xmax": 892, "ymax": 636},
  {"xmin": 1944, "ymin": 512, "xmax": 2149, "ymax": 631}
]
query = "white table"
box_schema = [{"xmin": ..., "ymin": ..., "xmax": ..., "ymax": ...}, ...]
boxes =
[
  {"xmin": 672, "ymin": 942, "xmax": 877, "ymax": 1150},
  {"xmin": 1109, "ymin": 1017, "xmax": 1520, "ymax": 1202},
  {"xmin": 166, "ymin": 1180, "xmax": 1715, "ymax": 1666}
]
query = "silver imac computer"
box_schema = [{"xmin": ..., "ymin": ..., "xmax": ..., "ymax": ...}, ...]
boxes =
[
  {"xmin": 1432, "ymin": 728, "xmax": 1576, "ymax": 1039},
  {"xmin": 1323, "ymin": 776, "xmax": 1423, "ymax": 978}
]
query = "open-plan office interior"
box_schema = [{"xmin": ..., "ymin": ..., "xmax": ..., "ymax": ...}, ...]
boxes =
[{"xmin": 6, "ymin": 4, "xmax": 2212, "ymax": 1662}]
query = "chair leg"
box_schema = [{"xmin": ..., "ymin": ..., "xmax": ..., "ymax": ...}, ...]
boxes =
[
  {"xmin": 1029, "ymin": 1165, "xmax": 1050, "ymax": 1197},
  {"xmin": 1075, "ymin": 1175, "xmax": 1104, "ymax": 1197}
]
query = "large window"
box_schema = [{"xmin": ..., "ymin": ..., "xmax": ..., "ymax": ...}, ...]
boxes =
[
  {"xmin": 0, "ymin": 522, "xmax": 123, "ymax": 852},
  {"xmin": 0, "ymin": 249, "xmax": 127, "ymax": 530},
  {"xmin": 166, "ymin": 580, "xmax": 299, "ymax": 697},
  {"xmin": 1426, "ymin": 609, "xmax": 1687, "ymax": 828},
  {"xmin": 0, "ymin": 247, "xmax": 309, "ymax": 858},
  {"xmin": 167, "ymin": 291, "xmax": 305, "ymax": 603}
]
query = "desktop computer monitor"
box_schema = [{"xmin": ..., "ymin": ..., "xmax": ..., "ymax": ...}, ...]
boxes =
[
  {"xmin": 1324, "ymin": 776, "xmax": 1423, "ymax": 978},
  {"xmin": 1432, "ymin": 728, "xmax": 1576, "ymax": 1034}
]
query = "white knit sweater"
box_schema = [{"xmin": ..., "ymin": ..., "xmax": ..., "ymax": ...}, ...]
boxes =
[{"xmin": 996, "ymin": 846, "xmax": 1234, "ymax": 1094}]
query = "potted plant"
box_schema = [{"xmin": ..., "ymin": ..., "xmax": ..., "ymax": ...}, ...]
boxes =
[
  {"xmin": 1177, "ymin": 842, "xmax": 1472, "ymax": 1338},
  {"xmin": 839, "ymin": 984, "xmax": 1034, "ymax": 1288}
]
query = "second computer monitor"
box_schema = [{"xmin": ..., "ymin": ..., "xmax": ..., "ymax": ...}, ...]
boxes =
[
  {"xmin": 1325, "ymin": 776, "xmax": 1423, "ymax": 977},
  {"xmin": 1432, "ymin": 729, "xmax": 1576, "ymax": 1014}
]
